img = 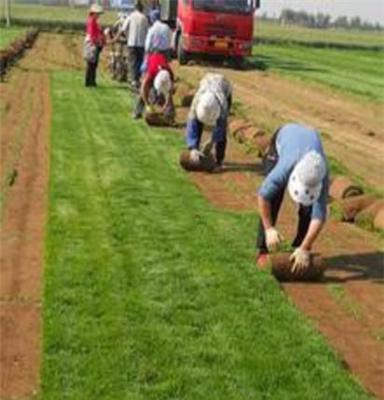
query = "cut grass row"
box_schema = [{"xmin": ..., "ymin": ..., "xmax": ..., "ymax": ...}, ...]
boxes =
[
  {"xmin": 251, "ymin": 44, "xmax": 384, "ymax": 102},
  {"xmin": 0, "ymin": 25, "xmax": 27, "ymax": 49},
  {"xmin": 42, "ymin": 70, "xmax": 371, "ymax": 399}
]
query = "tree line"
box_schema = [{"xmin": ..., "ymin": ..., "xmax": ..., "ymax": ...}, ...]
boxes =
[{"xmin": 263, "ymin": 9, "xmax": 383, "ymax": 31}]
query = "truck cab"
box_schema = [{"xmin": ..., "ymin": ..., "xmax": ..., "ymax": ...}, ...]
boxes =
[{"xmin": 160, "ymin": 0, "xmax": 259, "ymax": 65}]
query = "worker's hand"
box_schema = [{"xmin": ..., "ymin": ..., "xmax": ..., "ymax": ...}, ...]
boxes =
[
  {"xmin": 190, "ymin": 149, "xmax": 203, "ymax": 163},
  {"xmin": 290, "ymin": 248, "xmax": 310, "ymax": 274},
  {"xmin": 201, "ymin": 139, "xmax": 213, "ymax": 156},
  {"xmin": 265, "ymin": 227, "xmax": 283, "ymax": 252},
  {"xmin": 146, "ymin": 104, "xmax": 155, "ymax": 114}
]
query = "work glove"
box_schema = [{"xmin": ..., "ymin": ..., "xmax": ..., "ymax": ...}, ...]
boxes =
[
  {"xmin": 190, "ymin": 149, "xmax": 204, "ymax": 163},
  {"xmin": 146, "ymin": 104, "xmax": 155, "ymax": 114},
  {"xmin": 201, "ymin": 139, "xmax": 213, "ymax": 156},
  {"xmin": 290, "ymin": 248, "xmax": 310, "ymax": 274},
  {"xmin": 265, "ymin": 227, "xmax": 283, "ymax": 252}
]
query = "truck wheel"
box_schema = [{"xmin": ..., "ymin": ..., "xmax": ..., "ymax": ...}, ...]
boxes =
[{"xmin": 177, "ymin": 35, "xmax": 188, "ymax": 65}]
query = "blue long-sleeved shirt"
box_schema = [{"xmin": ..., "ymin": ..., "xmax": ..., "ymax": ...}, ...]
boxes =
[{"xmin": 258, "ymin": 123, "xmax": 329, "ymax": 221}]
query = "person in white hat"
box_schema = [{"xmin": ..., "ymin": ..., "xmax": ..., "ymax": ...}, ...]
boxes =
[
  {"xmin": 133, "ymin": 53, "xmax": 175, "ymax": 119},
  {"xmin": 256, "ymin": 123, "xmax": 329, "ymax": 273},
  {"xmin": 84, "ymin": 3, "xmax": 105, "ymax": 87},
  {"xmin": 185, "ymin": 73, "xmax": 232, "ymax": 171}
]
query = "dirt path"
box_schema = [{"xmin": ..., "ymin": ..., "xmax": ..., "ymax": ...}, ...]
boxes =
[
  {"xmin": 175, "ymin": 64, "xmax": 384, "ymax": 190},
  {"xmin": 0, "ymin": 33, "xmax": 80, "ymax": 400}
]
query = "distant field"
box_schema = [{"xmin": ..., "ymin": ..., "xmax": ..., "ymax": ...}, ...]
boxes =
[
  {"xmin": 0, "ymin": 26, "xmax": 26, "ymax": 49},
  {"xmin": 251, "ymin": 44, "xmax": 384, "ymax": 102},
  {"xmin": 0, "ymin": 4, "xmax": 117, "ymax": 25},
  {"xmin": 255, "ymin": 20, "xmax": 384, "ymax": 48}
]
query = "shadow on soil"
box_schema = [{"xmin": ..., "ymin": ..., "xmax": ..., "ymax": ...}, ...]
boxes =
[{"xmin": 324, "ymin": 251, "xmax": 384, "ymax": 283}]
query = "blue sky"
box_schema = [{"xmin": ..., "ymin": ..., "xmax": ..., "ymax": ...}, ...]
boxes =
[{"xmin": 258, "ymin": 0, "xmax": 384, "ymax": 24}]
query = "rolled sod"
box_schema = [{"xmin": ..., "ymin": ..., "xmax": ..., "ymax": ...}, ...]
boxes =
[
  {"xmin": 179, "ymin": 150, "xmax": 215, "ymax": 172},
  {"xmin": 259, "ymin": 253, "xmax": 325, "ymax": 282},
  {"xmin": 329, "ymin": 175, "xmax": 363, "ymax": 200},
  {"xmin": 334, "ymin": 194, "xmax": 376, "ymax": 222},
  {"xmin": 374, "ymin": 208, "xmax": 384, "ymax": 231},
  {"xmin": 180, "ymin": 92, "xmax": 195, "ymax": 107},
  {"xmin": 229, "ymin": 118, "xmax": 253, "ymax": 138},
  {"xmin": 251, "ymin": 134, "xmax": 271, "ymax": 157},
  {"xmin": 145, "ymin": 112, "xmax": 173, "ymax": 127},
  {"xmin": 355, "ymin": 200, "xmax": 384, "ymax": 230},
  {"xmin": 229, "ymin": 119, "xmax": 270, "ymax": 157}
]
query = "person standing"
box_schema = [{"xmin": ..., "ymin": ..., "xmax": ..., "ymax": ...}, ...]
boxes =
[
  {"xmin": 145, "ymin": 9, "xmax": 172, "ymax": 57},
  {"xmin": 256, "ymin": 123, "xmax": 329, "ymax": 273},
  {"xmin": 185, "ymin": 73, "xmax": 232, "ymax": 172},
  {"xmin": 84, "ymin": 4, "xmax": 105, "ymax": 87},
  {"xmin": 118, "ymin": 1, "xmax": 149, "ymax": 89}
]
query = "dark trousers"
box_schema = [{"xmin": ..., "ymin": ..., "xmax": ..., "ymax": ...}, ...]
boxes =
[
  {"xmin": 85, "ymin": 47, "xmax": 101, "ymax": 87},
  {"xmin": 186, "ymin": 117, "xmax": 227, "ymax": 166},
  {"xmin": 128, "ymin": 46, "xmax": 145, "ymax": 84},
  {"xmin": 256, "ymin": 130, "xmax": 312, "ymax": 254}
]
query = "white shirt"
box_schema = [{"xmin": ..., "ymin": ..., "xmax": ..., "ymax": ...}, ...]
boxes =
[
  {"xmin": 145, "ymin": 20, "xmax": 172, "ymax": 53},
  {"xmin": 122, "ymin": 10, "xmax": 149, "ymax": 48}
]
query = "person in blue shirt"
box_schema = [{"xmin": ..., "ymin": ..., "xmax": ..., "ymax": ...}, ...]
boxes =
[
  {"xmin": 145, "ymin": 9, "xmax": 172, "ymax": 56},
  {"xmin": 257, "ymin": 123, "xmax": 329, "ymax": 273}
]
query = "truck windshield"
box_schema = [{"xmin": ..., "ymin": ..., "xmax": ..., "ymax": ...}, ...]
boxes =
[{"xmin": 192, "ymin": 0, "xmax": 253, "ymax": 15}]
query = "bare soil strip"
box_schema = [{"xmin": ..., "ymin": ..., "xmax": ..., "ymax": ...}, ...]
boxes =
[
  {"xmin": 182, "ymin": 133, "xmax": 383, "ymax": 398},
  {"xmin": 0, "ymin": 35, "xmax": 54, "ymax": 400}
]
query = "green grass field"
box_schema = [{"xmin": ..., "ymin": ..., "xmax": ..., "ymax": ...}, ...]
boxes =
[
  {"xmin": 0, "ymin": 25, "xmax": 26, "ymax": 48},
  {"xmin": 251, "ymin": 44, "xmax": 384, "ymax": 102},
  {"xmin": 41, "ymin": 70, "xmax": 371, "ymax": 399},
  {"xmin": 0, "ymin": 3, "xmax": 117, "ymax": 24},
  {"xmin": 256, "ymin": 20, "xmax": 384, "ymax": 48}
]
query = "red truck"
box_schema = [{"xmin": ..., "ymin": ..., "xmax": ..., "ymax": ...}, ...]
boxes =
[{"xmin": 160, "ymin": 0, "xmax": 259, "ymax": 66}]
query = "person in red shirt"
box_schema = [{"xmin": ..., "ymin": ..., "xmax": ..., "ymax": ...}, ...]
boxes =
[
  {"xmin": 133, "ymin": 52, "xmax": 175, "ymax": 120},
  {"xmin": 85, "ymin": 4, "xmax": 105, "ymax": 87}
]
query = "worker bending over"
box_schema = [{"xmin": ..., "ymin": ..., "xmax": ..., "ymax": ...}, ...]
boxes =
[
  {"xmin": 186, "ymin": 73, "xmax": 232, "ymax": 172},
  {"xmin": 133, "ymin": 52, "xmax": 175, "ymax": 120},
  {"xmin": 257, "ymin": 123, "xmax": 329, "ymax": 273}
]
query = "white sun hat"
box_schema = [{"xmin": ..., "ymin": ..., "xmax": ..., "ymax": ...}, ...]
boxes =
[
  {"xmin": 89, "ymin": 4, "xmax": 104, "ymax": 14},
  {"xmin": 154, "ymin": 70, "xmax": 172, "ymax": 97},
  {"xmin": 196, "ymin": 91, "xmax": 221, "ymax": 127},
  {"xmin": 288, "ymin": 151, "xmax": 326, "ymax": 206}
]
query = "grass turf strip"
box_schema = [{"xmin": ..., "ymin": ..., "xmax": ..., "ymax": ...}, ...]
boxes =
[
  {"xmin": 42, "ymin": 72, "xmax": 371, "ymax": 399},
  {"xmin": 0, "ymin": 26, "xmax": 27, "ymax": 49},
  {"xmin": 251, "ymin": 44, "xmax": 384, "ymax": 102}
]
